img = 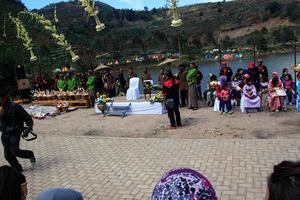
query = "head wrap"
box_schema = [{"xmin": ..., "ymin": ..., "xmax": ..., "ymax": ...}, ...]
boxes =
[
  {"xmin": 244, "ymin": 74, "xmax": 250, "ymax": 79},
  {"xmin": 272, "ymin": 72, "xmax": 279, "ymax": 78},
  {"xmin": 220, "ymin": 75, "xmax": 227, "ymax": 87},
  {"xmin": 152, "ymin": 168, "xmax": 217, "ymax": 200}
]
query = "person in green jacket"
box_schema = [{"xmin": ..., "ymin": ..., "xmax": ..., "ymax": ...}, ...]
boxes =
[
  {"xmin": 57, "ymin": 75, "xmax": 67, "ymax": 91},
  {"xmin": 86, "ymin": 70, "xmax": 96, "ymax": 107},
  {"xmin": 67, "ymin": 75, "xmax": 78, "ymax": 91},
  {"xmin": 186, "ymin": 63, "xmax": 198, "ymax": 110}
]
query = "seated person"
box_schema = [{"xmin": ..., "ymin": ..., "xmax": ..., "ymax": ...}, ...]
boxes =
[
  {"xmin": 282, "ymin": 74, "xmax": 295, "ymax": 106},
  {"xmin": 268, "ymin": 72, "xmax": 285, "ymax": 112},
  {"xmin": 0, "ymin": 165, "xmax": 27, "ymax": 200},
  {"xmin": 204, "ymin": 74, "xmax": 217, "ymax": 107},
  {"xmin": 243, "ymin": 77, "xmax": 261, "ymax": 113},
  {"xmin": 231, "ymin": 74, "xmax": 242, "ymax": 106},
  {"xmin": 259, "ymin": 75, "xmax": 269, "ymax": 108}
]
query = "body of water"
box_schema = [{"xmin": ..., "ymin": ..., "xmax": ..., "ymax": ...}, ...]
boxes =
[{"xmin": 132, "ymin": 53, "xmax": 300, "ymax": 89}]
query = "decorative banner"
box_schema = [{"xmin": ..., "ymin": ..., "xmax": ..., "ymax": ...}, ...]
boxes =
[
  {"xmin": 54, "ymin": 5, "xmax": 59, "ymax": 23},
  {"xmin": 167, "ymin": 0, "xmax": 183, "ymax": 27},
  {"xmin": 2, "ymin": 16, "xmax": 6, "ymax": 37},
  {"xmin": 79, "ymin": 0, "xmax": 105, "ymax": 32},
  {"xmin": 9, "ymin": 14, "xmax": 37, "ymax": 62},
  {"xmin": 20, "ymin": 11, "xmax": 80, "ymax": 63}
]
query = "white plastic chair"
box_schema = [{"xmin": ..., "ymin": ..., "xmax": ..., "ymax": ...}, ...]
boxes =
[{"xmin": 126, "ymin": 77, "xmax": 140, "ymax": 100}]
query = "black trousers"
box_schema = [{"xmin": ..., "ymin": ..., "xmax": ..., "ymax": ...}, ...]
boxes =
[
  {"xmin": 1, "ymin": 133, "xmax": 34, "ymax": 171},
  {"xmin": 167, "ymin": 106, "xmax": 181, "ymax": 127},
  {"xmin": 180, "ymin": 89, "xmax": 188, "ymax": 107}
]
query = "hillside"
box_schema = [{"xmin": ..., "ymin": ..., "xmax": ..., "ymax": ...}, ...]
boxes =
[{"xmin": 38, "ymin": 0, "xmax": 300, "ymax": 56}]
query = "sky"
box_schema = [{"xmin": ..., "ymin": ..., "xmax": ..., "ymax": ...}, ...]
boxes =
[{"xmin": 22, "ymin": 0, "xmax": 221, "ymax": 10}]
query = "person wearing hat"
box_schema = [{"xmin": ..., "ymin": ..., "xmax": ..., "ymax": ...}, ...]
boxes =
[
  {"xmin": 0, "ymin": 87, "xmax": 36, "ymax": 172},
  {"xmin": 152, "ymin": 168, "xmax": 217, "ymax": 200},
  {"xmin": 247, "ymin": 62, "xmax": 260, "ymax": 90}
]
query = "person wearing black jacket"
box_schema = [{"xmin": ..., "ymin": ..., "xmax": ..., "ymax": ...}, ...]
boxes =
[
  {"xmin": 162, "ymin": 71, "xmax": 181, "ymax": 129},
  {"xmin": 219, "ymin": 62, "xmax": 233, "ymax": 83},
  {"xmin": 0, "ymin": 89, "xmax": 36, "ymax": 172}
]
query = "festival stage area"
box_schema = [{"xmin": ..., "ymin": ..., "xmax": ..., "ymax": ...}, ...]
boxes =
[{"xmin": 95, "ymin": 95, "xmax": 167, "ymax": 115}]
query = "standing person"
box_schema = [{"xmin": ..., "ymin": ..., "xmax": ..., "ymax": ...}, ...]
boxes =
[
  {"xmin": 216, "ymin": 76, "xmax": 233, "ymax": 114},
  {"xmin": 268, "ymin": 72, "xmax": 284, "ymax": 112},
  {"xmin": 0, "ymin": 89, "xmax": 36, "ymax": 172},
  {"xmin": 186, "ymin": 63, "xmax": 198, "ymax": 110},
  {"xmin": 86, "ymin": 70, "xmax": 96, "ymax": 107},
  {"xmin": 282, "ymin": 74, "xmax": 295, "ymax": 106},
  {"xmin": 141, "ymin": 67, "xmax": 152, "ymax": 81},
  {"xmin": 177, "ymin": 64, "xmax": 188, "ymax": 107},
  {"xmin": 158, "ymin": 68, "xmax": 165, "ymax": 86},
  {"xmin": 0, "ymin": 165, "xmax": 28, "ymax": 200},
  {"xmin": 257, "ymin": 59, "xmax": 268, "ymax": 80},
  {"xmin": 104, "ymin": 68, "xmax": 115, "ymax": 98},
  {"xmin": 247, "ymin": 62, "xmax": 260, "ymax": 89},
  {"xmin": 162, "ymin": 71, "xmax": 181, "ymax": 129},
  {"xmin": 67, "ymin": 74, "xmax": 77, "ymax": 91},
  {"xmin": 127, "ymin": 67, "xmax": 137, "ymax": 83},
  {"xmin": 196, "ymin": 65, "xmax": 203, "ymax": 100},
  {"xmin": 296, "ymin": 72, "xmax": 300, "ymax": 112},
  {"xmin": 57, "ymin": 75, "xmax": 67, "ymax": 91},
  {"xmin": 77, "ymin": 73, "xmax": 85, "ymax": 90},
  {"xmin": 117, "ymin": 68, "xmax": 126, "ymax": 95},
  {"xmin": 95, "ymin": 72, "xmax": 104, "ymax": 95},
  {"xmin": 219, "ymin": 62, "xmax": 233, "ymax": 83}
]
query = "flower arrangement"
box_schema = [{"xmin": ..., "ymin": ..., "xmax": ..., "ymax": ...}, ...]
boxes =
[
  {"xmin": 9, "ymin": 14, "xmax": 37, "ymax": 62},
  {"xmin": 20, "ymin": 11, "xmax": 79, "ymax": 63},
  {"xmin": 150, "ymin": 91, "xmax": 164, "ymax": 104},
  {"xmin": 96, "ymin": 93, "xmax": 112, "ymax": 104},
  {"xmin": 79, "ymin": 0, "xmax": 105, "ymax": 32}
]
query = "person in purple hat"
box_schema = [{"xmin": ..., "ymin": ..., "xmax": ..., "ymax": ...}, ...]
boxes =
[{"xmin": 152, "ymin": 168, "xmax": 217, "ymax": 200}]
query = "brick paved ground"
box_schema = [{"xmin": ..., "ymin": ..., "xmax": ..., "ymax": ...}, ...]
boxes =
[{"xmin": 0, "ymin": 136, "xmax": 299, "ymax": 200}]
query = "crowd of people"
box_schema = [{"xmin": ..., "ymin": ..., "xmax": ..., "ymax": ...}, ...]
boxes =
[
  {"xmin": 162, "ymin": 59, "xmax": 299, "ymax": 128},
  {"xmin": 1, "ymin": 161, "xmax": 299, "ymax": 200}
]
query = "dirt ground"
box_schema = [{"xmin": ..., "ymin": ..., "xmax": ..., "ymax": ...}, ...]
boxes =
[{"xmin": 33, "ymin": 102, "xmax": 300, "ymax": 139}]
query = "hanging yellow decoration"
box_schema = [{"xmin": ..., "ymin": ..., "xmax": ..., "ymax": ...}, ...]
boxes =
[
  {"xmin": 54, "ymin": 5, "xmax": 59, "ymax": 23},
  {"xmin": 79, "ymin": 0, "xmax": 105, "ymax": 32},
  {"xmin": 9, "ymin": 14, "xmax": 37, "ymax": 62},
  {"xmin": 167, "ymin": 0, "xmax": 183, "ymax": 27},
  {"xmin": 20, "ymin": 11, "xmax": 80, "ymax": 63},
  {"xmin": 2, "ymin": 17, "xmax": 6, "ymax": 37}
]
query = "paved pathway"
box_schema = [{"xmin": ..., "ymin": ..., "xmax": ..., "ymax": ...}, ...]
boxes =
[{"xmin": 0, "ymin": 136, "xmax": 299, "ymax": 200}]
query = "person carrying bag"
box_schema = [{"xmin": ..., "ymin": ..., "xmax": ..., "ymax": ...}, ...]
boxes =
[{"xmin": 162, "ymin": 71, "xmax": 181, "ymax": 129}]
